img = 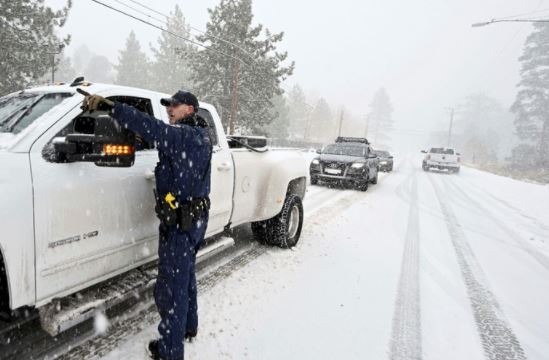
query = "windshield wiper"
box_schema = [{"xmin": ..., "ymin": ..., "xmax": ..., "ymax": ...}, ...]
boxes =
[
  {"xmin": 0, "ymin": 106, "xmax": 30, "ymax": 132},
  {"xmin": 2, "ymin": 95, "xmax": 45, "ymax": 132}
]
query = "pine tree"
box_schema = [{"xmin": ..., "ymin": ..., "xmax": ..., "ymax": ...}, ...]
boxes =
[
  {"xmin": 73, "ymin": 44, "xmax": 93, "ymax": 75},
  {"xmin": 55, "ymin": 54, "xmax": 76, "ymax": 83},
  {"xmin": 511, "ymin": 23, "xmax": 549, "ymax": 169},
  {"xmin": 456, "ymin": 93, "xmax": 514, "ymax": 163},
  {"xmin": 265, "ymin": 94, "xmax": 290, "ymax": 138},
  {"xmin": 368, "ymin": 88, "xmax": 393, "ymax": 145},
  {"xmin": 0, "ymin": 0, "xmax": 72, "ymax": 95},
  {"xmin": 115, "ymin": 31, "xmax": 151, "ymax": 89},
  {"xmin": 307, "ymin": 98, "xmax": 333, "ymax": 143},
  {"xmin": 84, "ymin": 55, "xmax": 113, "ymax": 83},
  {"xmin": 287, "ymin": 84, "xmax": 310, "ymax": 140},
  {"xmin": 191, "ymin": 0, "xmax": 294, "ymax": 134},
  {"xmin": 150, "ymin": 5, "xmax": 195, "ymax": 94}
]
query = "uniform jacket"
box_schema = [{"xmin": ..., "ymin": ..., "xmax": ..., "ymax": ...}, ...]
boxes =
[{"xmin": 111, "ymin": 102, "xmax": 212, "ymax": 203}]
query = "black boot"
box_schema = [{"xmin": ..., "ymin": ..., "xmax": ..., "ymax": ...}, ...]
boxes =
[
  {"xmin": 185, "ymin": 329, "xmax": 198, "ymax": 342},
  {"xmin": 147, "ymin": 339, "xmax": 163, "ymax": 360}
]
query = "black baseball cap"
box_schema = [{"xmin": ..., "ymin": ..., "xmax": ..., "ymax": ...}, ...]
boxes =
[{"xmin": 160, "ymin": 90, "xmax": 199, "ymax": 111}]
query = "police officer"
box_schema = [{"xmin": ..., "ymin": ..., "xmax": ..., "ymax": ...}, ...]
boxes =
[{"xmin": 81, "ymin": 89, "xmax": 212, "ymax": 360}]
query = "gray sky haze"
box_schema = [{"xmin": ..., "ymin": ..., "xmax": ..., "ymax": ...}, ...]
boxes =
[{"xmin": 45, "ymin": 0, "xmax": 548, "ymax": 147}]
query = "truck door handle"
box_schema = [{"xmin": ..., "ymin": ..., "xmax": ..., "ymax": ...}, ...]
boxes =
[
  {"xmin": 145, "ymin": 170, "xmax": 155, "ymax": 180},
  {"xmin": 217, "ymin": 162, "xmax": 232, "ymax": 171}
]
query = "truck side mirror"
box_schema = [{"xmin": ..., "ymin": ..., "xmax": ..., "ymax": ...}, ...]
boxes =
[
  {"xmin": 54, "ymin": 111, "xmax": 136, "ymax": 167},
  {"xmin": 368, "ymin": 153, "xmax": 377, "ymax": 159},
  {"xmin": 316, "ymin": 149, "xmax": 321, "ymax": 154},
  {"xmin": 421, "ymin": 150, "xmax": 427, "ymax": 154}
]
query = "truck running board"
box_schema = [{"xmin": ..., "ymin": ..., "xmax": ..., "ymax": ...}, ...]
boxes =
[{"xmin": 38, "ymin": 237, "xmax": 235, "ymax": 336}]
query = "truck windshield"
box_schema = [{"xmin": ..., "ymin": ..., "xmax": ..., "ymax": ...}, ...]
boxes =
[
  {"xmin": 323, "ymin": 144, "xmax": 367, "ymax": 157},
  {"xmin": 0, "ymin": 92, "xmax": 73, "ymax": 134},
  {"xmin": 430, "ymin": 148, "xmax": 454, "ymax": 155}
]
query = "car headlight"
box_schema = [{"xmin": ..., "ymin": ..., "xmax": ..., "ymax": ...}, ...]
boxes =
[
  {"xmin": 351, "ymin": 163, "xmax": 365, "ymax": 169},
  {"xmin": 380, "ymin": 161, "xmax": 387, "ymax": 164},
  {"xmin": 311, "ymin": 159, "xmax": 320, "ymax": 165}
]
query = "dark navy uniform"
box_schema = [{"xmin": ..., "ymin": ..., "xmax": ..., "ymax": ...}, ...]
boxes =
[{"xmin": 111, "ymin": 102, "xmax": 212, "ymax": 360}]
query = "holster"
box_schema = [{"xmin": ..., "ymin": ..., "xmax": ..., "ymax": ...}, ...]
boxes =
[
  {"xmin": 155, "ymin": 191, "xmax": 210, "ymax": 232},
  {"xmin": 154, "ymin": 192, "xmax": 178, "ymax": 227}
]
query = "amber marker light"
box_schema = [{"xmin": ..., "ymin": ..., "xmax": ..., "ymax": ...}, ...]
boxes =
[{"xmin": 103, "ymin": 144, "xmax": 134, "ymax": 156}]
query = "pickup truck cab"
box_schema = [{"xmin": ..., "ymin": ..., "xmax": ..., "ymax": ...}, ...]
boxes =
[
  {"xmin": 0, "ymin": 82, "xmax": 308, "ymax": 330},
  {"xmin": 421, "ymin": 147, "xmax": 461, "ymax": 173},
  {"xmin": 309, "ymin": 137, "xmax": 379, "ymax": 191}
]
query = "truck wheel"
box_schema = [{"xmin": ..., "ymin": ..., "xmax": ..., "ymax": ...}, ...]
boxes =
[
  {"xmin": 251, "ymin": 221, "xmax": 268, "ymax": 243},
  {"xmin": 356, "ymin": 180, "xmax": 368, "ymax": 192},
  {"xmin": 264, "ymin": 194, "xmax": 304, "ymax": 248},
  {"xmin": 422, "ymin": 163, "xmax": 429, "ymax": 171}
]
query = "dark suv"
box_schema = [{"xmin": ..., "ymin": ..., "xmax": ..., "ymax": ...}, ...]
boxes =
[
  {"xmin": 309, "ymin": 137, "xmax": 379, "ymax": 191},
  {"xmin": 373, "ymin": 150, "xmax": 394, "ymax": 172}
]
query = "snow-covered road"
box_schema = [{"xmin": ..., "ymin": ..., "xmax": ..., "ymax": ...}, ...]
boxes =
[{"xmin": 96, "ymin": 154, "xmax": 549, "ymax": 360}]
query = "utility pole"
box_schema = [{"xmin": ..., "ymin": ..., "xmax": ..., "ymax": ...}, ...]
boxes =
[
  {"xmin": 45, "ymin": 44, "xmax": 64, "ymax": 84},
  {"xmin": 447, "ymin": 107, "xmax": 455, "ymax": 147},
  {"xmin": 337, "ymin": 109, "xmax": 344, "ymax": 137},
  {"xmin": 229, "ymin": 60, "xmax": 241, "ymax": 135}
]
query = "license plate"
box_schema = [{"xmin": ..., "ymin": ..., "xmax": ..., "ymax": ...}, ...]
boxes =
[{"xmin": 325, "ymin": 168, "xmax": 341, "ymax": 175}]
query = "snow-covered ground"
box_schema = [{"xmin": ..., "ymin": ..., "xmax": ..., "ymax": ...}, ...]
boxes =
[{"xmin": 100, "ymin": 154, "xmax": 549, "ymax": 360}]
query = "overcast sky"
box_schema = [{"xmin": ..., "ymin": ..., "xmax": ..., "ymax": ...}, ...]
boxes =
[{"xmin": 45, "ymin": 0, "xmax": 548, "ymax": 144}]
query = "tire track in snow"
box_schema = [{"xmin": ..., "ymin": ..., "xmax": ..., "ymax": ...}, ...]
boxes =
[
  {"xmin": 458, "ymin": 173, "xmax": 549, "ymax": 233},
  {"xmin": 429, "ymin": 175, "xmax": 527, "ymax": 360},
  {"xmin": 444, "ymin": 177, "xmax": 549, "ymax": 273},
  {"xmin": 389, "ymin": 171, "xmax": 422, "ymax": 360}
]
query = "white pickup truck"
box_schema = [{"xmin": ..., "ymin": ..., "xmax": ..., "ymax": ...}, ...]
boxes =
[
  {"xmin": 421, "ymin": 147, "xmax": 461, "ymax": 173},
  {"xmin": 0, "ymin": 81, "xmax": 308, "ymax": 333}
]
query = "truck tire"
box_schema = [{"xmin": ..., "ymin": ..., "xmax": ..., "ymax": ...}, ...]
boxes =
[
  {"xmin": 0, "ymin": 255, "xmax": 9, "ymax": 319},
  {"xmin": 263, "ymin": 194, "xmax": 304, "ymax": 248},
  {"xmin": 251, "ymin": 221, "xmax": 268, "ymax": 243},
  {"xmin": 370, "ymin": 171, "xmax": 378, "ymax": 184},
  {"xmin": 422, "ymin": 162, "xmax": 429, "ymax": 171},
  {"xmin": 356, "ymin": 179, "xmax": 368, "ymax": 192}
]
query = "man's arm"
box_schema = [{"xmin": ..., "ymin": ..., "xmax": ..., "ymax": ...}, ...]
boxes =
[{"xmin": 111, "ymin": 102, "xmax": 195, "ymax": 153}]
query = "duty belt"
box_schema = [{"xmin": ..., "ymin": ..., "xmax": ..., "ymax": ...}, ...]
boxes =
[{"xmin": 154, "ymin": 191, "xmax": 210, "ymax": 231}]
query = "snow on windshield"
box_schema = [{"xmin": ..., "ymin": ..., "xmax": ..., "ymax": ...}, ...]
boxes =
[{"xmin": 0, "ymin": 93, "xmax": 75, "ymax": 150}]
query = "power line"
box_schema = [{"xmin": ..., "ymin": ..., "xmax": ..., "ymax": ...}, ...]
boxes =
[
  {"xmin": 110, "ymin": 0, "xmax": 166, "ymax": 25},
  {"xmin": 89, "ymin": 0, "xmax": 247, "ymax": 65},
  {"xmin": 90, "ymin": 0, "xmax": 289, "ymax": 88},
  {"xmin": 126, "ymin": 0, "xmax": 166, "ymax": 19},
  {"xmin": 496, "ymin": 7, "xmax": 549, "ymax": 21},
  {"xmin": 120, "ymin": 0, "xmax": 257, "ymax": 60},
  {"xmin": 472, "ymin": 0, "xmax": 546, "ymax": 93}
]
